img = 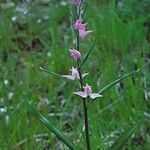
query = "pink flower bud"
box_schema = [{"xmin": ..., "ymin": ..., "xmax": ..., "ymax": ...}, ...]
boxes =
[
  {"xmin": 74, "ymin": 19, "xmax": 85, "ymax": 31},
  {"xmin": 72, "ymin": 0, "xmax": 87, "ymax": 6},
  {"xmin": 69, "ymin": 49, "xmax": 81, "ymax": 60},
  {"xmin": 72, "ymin": 0, "xmax": 80, "ymax": 6}
]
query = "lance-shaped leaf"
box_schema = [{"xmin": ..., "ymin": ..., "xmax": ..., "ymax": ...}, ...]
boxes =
[
  {"xmin": 108, "ymin": 123, "xmax": 138, "ymax": 150},
  {"xmin": 27, "ymin": 101, "xmax": 77, "ymax": 150},
  {"xmin": 39, "ymin": 67, "xmax": 64, "ymax": 79},
  {"xmin": 80, "ymin": 39, "xmax": 97, "ymax": 68},
  {"xmin": 99, "ymin": 69, "xmax": 140, "ymax": 94},
  {"xmin": 39, "ymin": 67, "xmax": 78, "ymax": 86}
]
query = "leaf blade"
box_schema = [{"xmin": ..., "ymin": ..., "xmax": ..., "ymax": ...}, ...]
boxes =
[
  {"xmin": 108, "ymin": 123, "xmax": 138, "ymax": 150},
  {"xmin": 39, "ymin": 67, "xmax": 78, "ymax": 86},
  {"xmin": 27, "ymin": 101, "xmax": 77, "ymax": 150},
  {"xmin": 39, "ymin": 67, "xmax": 63, "ymax": 78},
  {"xmin": 80, "ymin": 39, "xmax": 97, "ymax": 68},
  {"xmin": 99, "ymin": 69, "xmax": 140, "ymax": 94}
]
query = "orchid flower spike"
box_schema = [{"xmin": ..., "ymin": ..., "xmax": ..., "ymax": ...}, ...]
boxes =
[
  {"xmin": 69, "ymin": 49, "xmax": 81, "ymax": 60},
  {"xmin": 74, "ymin": 83, "xmax": 103, "ymax": 99},
  {"xmin": 62, "ymin": 67, "xmax": 89, "ymax": 80}
]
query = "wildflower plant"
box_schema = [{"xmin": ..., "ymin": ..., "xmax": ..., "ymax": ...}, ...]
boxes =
[
  {"xmin": 27, "ymin": 0, "xmax": 140, "ymax": 150},
  {"xmin": 64, "ymin": 1, "xmax": 102, "ymax": 149}
]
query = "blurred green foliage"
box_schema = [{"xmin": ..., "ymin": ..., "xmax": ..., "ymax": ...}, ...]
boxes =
[{"xmin": 0, "ymin": 0, "xmax": 150, "ymax": 149}]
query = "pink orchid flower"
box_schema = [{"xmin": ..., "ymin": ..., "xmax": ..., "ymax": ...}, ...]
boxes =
[
  {"xmin": 72, "ymin": 0, "xmax": 87, "ymax": 6},
  {"xmin": 62, "ymin": 67, "xmax": 89, "ymax": 80},
  {"xmin": 69, "ymin": 49, "xmax": 81, "ymax": 60},
  {"xmin": 74, "ymin": 83, "xmax": 103, "ymax": 99},
  {"xmin": 74, "ymin": 19, "xmax": 93, "ymax": 38},
  {"xmin": 79, "ymin": 29, "xmax": 93, "ymax": 38},
  {"xmin": 72, "ymin": 0, "xmax": 80, "ymax": 6},
  {"xmin": 74, "ymin": 19, "xmax": 86, "ymax": 31}
]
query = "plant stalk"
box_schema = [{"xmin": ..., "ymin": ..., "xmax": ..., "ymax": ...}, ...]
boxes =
[
  {"xmin": 76, "ymin": 32, "xmax": 91, "ymax": 150},
  {"xmin": 82, "ymin": 99, "xmax": 91, "ymax": 150},
  {"xmin": 73, "ymin": 3, "xmax": 91, "ymax": 149}
]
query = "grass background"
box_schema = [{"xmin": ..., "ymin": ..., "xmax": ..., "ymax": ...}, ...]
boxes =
[{"xmin": 0, "ymin": 0, "xmax": 150, "ymax": 149}]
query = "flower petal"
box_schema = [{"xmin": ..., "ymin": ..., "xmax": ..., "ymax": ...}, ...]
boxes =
[
  {"xmin": 79, "ymin": 30, "xmax": 93, "ymax": 38},
  {"xmin": 74, "ymin": 91, "xmax": 87, "ymax": 98},
  {"xmin": 82, "ymin": 73, "xmax": 89, "ymax": 78},
  {"xmin": 62, "ymin": 75, "xmax": 75, "ymax": 80},
  {"xmin": 69, "ymin": 49, "xmax": 81, "ymax": 60},
  {"xmin": 90, "ymin": 93, "xmax": 103, "ymax": 99}
]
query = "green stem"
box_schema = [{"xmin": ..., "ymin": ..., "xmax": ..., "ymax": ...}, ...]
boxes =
[
  {"xmin": 83, "ymin": 99, "xmax": 91, "ymax": 150},
  {"xmin": 77, "ymin": 59, "xmax": 91, "ymax": 150},
  {"xmin": 73, "ymin": 4, "xmax": 91, "ymax": 150},
  {"xmin": 76, "ymin": 27, "xmax": 91, "ymax": 150}
]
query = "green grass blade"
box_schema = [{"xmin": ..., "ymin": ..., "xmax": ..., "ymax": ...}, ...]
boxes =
[
  {"xmin": 108, "ymin": 123, "xmax": 138, "ymax": 150},
  {"xmin": 27, "ymin": 101, "xmax": 77, "ymax": 150},
  {"xmin": 80, "ymin": 39, "xmax": 97, "ymax": 68},
  {"xmin": 99, "ymin": 69, "xmax": 140, "ymax": 94}
]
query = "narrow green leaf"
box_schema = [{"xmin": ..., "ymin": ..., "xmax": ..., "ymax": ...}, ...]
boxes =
[
  {"xmin": 39, "ymin": 67, "xmax": 63, "ymax": 78},
  {"xmin": 108, "ymin": 123, "xmax": 138, "ymax": 150},
  {"xmin": 27, "ymin": 101, "xmax": 77, "ymax": 150},
  {"xmin": 80, "ymin": 39, "xmax": 97, "ymax": 68},
  {"xmin": 99, "ymin": 69, "xmax": 140, "ymax": 94},
  {"xmin": 39, "ymin": 67, "xmax": 78, "ymax": 86}
]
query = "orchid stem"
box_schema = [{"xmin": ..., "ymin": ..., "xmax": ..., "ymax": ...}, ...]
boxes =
[
  {"xmin": 77, "ymin": 57, "xmax": 91, "ymax": 150},
  {"xmin": 83, "ymin": 99, "xmax": 91, "ymax": 150},
  {"xmin": 76, "ymin": 23, "xmax": 91, "ymax": 150}
]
